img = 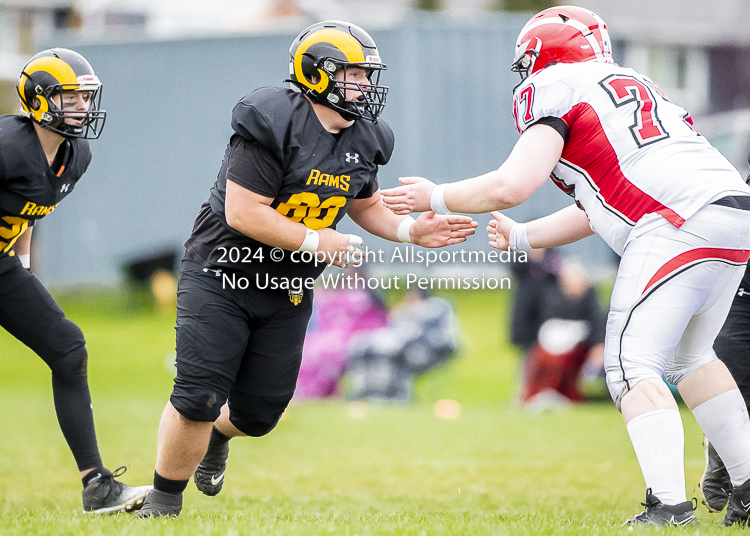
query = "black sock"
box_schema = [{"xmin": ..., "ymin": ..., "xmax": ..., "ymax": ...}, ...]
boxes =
[
  {"xmin": 82, "ymin": 466, "xmax": 107, "ymax": 489},
  {"xmin": 208, "ymin": 427, "xmax": 230, "ymax": 450},
  {"xmin": 201, "ymin": 426, "xmax": 231, "ymax": 464},
  {"xmin": 153, "ymin": 471, "xmax": 189, "ymax": 494}
]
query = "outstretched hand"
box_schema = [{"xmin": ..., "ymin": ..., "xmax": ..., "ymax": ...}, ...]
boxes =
[
  {"xmin": 411, "ymin": 211, "xmax": 477, "ymax": 248},
  {"xmin": 487, "ymin": 211, "xmax": 516, "ymax": 251},
  {"xmin": 381, "ymin": 176, "xmax": 435, "ymax": 215},
  {"xmin": 318, "ymin": 228, "xmax": 363, "ymax": 268}
]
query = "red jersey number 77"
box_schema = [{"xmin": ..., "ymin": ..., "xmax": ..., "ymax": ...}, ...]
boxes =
[{"xmin": 599, "ymin": 74, "xmax": 668, "ymax": 147}]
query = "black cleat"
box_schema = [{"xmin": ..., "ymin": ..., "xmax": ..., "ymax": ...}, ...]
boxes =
[
  {"xmin": 623, "ymin": 488, "xmax": 698, "ymax": 527},
  {"xmin": 82, "ymin": 466, "xmax": 152, "ymax": 514},
  {"xmin": 194, "ymin": 431, "xmax": 230, "ymax": 496},
  {"xmin": 700, "ymin": 437, "xmax": 731, "ymax": 513},
  {"xmin": 134, "ymin": 489, "xmax": 183, "ymax": 518},
  {"xmin": 723, "ymin": 478, "xmax": 750, "ymax": 526}
]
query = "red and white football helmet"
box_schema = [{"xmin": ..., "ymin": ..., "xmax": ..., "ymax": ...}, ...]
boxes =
[{"xmin": 511, "ymin": 5, "xmax": 613, "ymax": 81}]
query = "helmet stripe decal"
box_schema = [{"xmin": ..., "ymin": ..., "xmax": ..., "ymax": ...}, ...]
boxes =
[
  {"xmin": 521, "ymin": 18, "xmax": 607, "ymax": 61},
  {"xmin": 294, "ymin": 28, "xmax": 366, "ymax": 94},
  {"xmin": 298, "ymin": 28, "xmax": 366, "ymax": 63},
  {"xmin": 24, "ymin": 56, "xmax": 78, "ymax": 87},
  {"xmin": 19, "ymin": 56, "xmax": 79, "ymax": 106},
  {"xmin": 564, "ymin": 18, "xmax": 604, "ymax": 58}
]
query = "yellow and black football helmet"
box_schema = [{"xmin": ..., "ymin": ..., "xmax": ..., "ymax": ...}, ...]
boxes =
[
  {"xmin": 17, "ymin": 48, "xmax": 106, "ymax": 139},
  {"xmin": 288, "ymin": 21, "xmax": 388, "ymax": 122}
]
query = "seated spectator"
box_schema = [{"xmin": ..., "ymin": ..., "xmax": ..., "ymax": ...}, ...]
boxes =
[
  {"xmin": 508, "ymin": 248, "xmax": 561, "ymax": 394},
  {"xmin": 347, "ymin": 288, "xmax": 459, "ymax": 402},
  {"xmin": 294, "ymin": 282, "xmax": 388, "ymax": 400},
  {"xmin": 518, "ymin": 260, "xmax": 606, "ymax": 409}
]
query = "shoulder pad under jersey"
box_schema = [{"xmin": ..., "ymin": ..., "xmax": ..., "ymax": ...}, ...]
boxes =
[{"xmin": 230, "ymin": 87, "xmax": 306, "ymax": 162}]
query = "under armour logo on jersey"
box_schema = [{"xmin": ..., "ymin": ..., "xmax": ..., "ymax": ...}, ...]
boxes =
[
  {"xmin": 60, "ymin": 184, "xmax": 70, "ymax": 193},
  {"xmin": 345, "ymin": 152, "xmax": 359, "ymax": 163},
  {"xmin": 202, "ymin": 267, "xmax": 222, "ymax": 277},
  {"xmin": 739, "ymin": 287, "xmax": 748, "ymax": 297}
]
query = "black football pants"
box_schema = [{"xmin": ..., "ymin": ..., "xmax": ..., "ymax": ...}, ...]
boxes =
[
  {"xmin": 0, "ymin": 255, "xmax": 102, "ymax": 471},
  {"xmin": 170, "ymin": 257, "xmax": 313, "ymax": 436},
  {"xmin": 714, "ymin": 267, "xmax": 750, "ymax": 414}
]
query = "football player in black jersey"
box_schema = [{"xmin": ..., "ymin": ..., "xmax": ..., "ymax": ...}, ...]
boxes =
[
  {"xmin": 699, "ymin": 263, "xmax": 750, "ymax": 513},
  {"xmin": 1, "ymin": 48, "xmax": 151, "ymax": 513},
  {"xmin": 136, "ymin": 21, "xmax": 478, "ymax": 517}
]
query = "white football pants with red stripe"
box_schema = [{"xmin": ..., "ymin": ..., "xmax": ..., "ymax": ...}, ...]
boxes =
[{"xmin": 605, "ymin": 201, "xmax": 750, "ymax": 408}]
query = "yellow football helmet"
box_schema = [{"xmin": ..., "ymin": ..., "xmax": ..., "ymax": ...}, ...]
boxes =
[
  {"xmin": 17, "ymin": 48, "xmax": 106, "ymax": 139},
  {"xmin": 288, "ymin": 21, "xmax": 388, "ymax": 122}
]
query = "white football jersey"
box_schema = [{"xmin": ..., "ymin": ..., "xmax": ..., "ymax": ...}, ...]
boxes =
[{"xmin": 512, "ymin": 61, "xmax": 750, "ymax": 255}]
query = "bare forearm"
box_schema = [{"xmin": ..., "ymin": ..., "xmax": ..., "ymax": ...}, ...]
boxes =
[
  {"xmin": 12, "ymin": 227, "xmax": 32, "ymax": 255},
  {"xmin": 351, "ymin": 194, "xmax": 477, "ymax": 248},
  {"xmin": 226, "ymin": 204, "xmax": 307, "ymax": 250},
  {"xmin": 443, "ymin": 168, "xmax": 527, "ymax": 214},
  {"xmin": 445, "ymin": 125, "xmax": 564, "ymax": 214},
  {"xmin": 349, "ymin": 200, "xmax": 407, "ymax": 242},
  {"xmin": 526, "ymin": 204, "xmax": 594, "ymax": 248},
  {"xmin": 224, "ymin": 179, "xmax": 310, "ymax": 250},
  {"xmin": 381, "ymin": 124, "xmax": 563, "ymax": 217}
]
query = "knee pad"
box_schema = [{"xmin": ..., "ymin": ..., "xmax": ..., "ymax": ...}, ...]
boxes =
[
  {"xmin": 42, "ymin": 317, "xmax": 87, "ymax": 370},
  {"xmin": 170, "ymin": 383, "xmax": 225, "ymax": 423},
  {"xmin": 228, "ymin": 407, "xmax": 282, "ymax": 437},
  {"xmin": 49, "ymin": 345, "xmax": 89, "ymax": 388}
]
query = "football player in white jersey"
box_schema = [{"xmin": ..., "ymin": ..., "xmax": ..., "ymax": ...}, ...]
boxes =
[{"xmin": 382, "ymin": 5, "xmax": 750, "ymax": 527}]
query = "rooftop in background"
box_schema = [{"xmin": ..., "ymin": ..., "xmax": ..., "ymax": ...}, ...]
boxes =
[{"xmin": 575, "ymin": 0, "xmax": 750, "ymax": 46}]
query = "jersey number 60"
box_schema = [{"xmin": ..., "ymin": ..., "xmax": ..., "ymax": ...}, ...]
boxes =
[{"xmin": 275, "ymin": 193, "xmax": 347, "ymax": 230}]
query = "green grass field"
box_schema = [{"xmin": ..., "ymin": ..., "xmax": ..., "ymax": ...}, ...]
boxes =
[{"xmin": 0, "ymin": 287, "xmax": 724, "ymax": 534}]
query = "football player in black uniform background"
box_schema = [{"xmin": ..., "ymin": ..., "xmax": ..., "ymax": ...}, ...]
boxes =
[
  {"xmin": 700, "ymin": 243, "xmax": 750, "ymax": 513},
  {"xmin": 1, "ymin": 48, "xmax": 151, "ymax": 513},
  {"xmin": 137, "ymin": 21, "xmax": 478, "ymax": 517}
]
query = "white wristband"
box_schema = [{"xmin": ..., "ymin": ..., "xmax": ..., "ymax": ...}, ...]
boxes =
[
  {"xmin": 508, "ymin": 223, "xmax": 532, "ymax": 252},
  {"xmin": 18, "ymin": 254, "xmax": 30, "ymax": 269},
  {"xmin": 429, "ymin": 183, "xmax": 451, "ymax": 215},
  {"xmin": 298, "ymin": 228, "xmax": 320, "ymax": 252},
  {"xmin": 397, "ymin": 216, "xmax": 415, "ymax": 243}
]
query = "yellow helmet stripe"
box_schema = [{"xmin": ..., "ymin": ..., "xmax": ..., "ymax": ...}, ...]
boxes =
[
  {"xmin": 25, "ymin": 56, "xmax": 79, "ymax": 90},
  {"xmin": 294, "ymin": 28, "xmax": 366, "ymax": 94}
]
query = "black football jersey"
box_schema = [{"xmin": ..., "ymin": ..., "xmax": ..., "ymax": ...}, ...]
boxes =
[
  {"xmin": 184, "ymin": 87, "xmax": 395, "ymax": 281},
  {"xmin": 0, "ymin": 115, "xmax": 91, "ymax": 258}
]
